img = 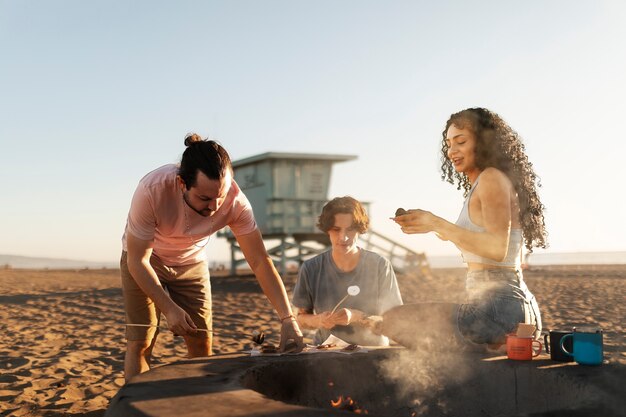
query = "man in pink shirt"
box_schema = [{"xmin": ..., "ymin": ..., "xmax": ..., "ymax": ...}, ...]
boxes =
[{"xmin": 121, "ymin": 133, "xmax": 304, "ymax": 381}]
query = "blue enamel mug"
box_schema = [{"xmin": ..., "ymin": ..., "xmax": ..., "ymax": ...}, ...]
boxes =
[{"xmin": 559, "ymin": 327, "xmax": 603, "ymax": 366}]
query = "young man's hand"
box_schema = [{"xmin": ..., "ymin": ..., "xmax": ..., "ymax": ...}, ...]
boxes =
[
  {"xmin": 329, "ymin": 308, "xmax": 366, "ymax": 326},
  {"xmin": 360, "ymin": 315, "xmax": 384, "ymax": 335}
]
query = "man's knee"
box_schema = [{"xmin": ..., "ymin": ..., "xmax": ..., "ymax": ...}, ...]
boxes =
[{"xmin": 127, "ymin": 339, "xmax": 153, "ymax": 355}]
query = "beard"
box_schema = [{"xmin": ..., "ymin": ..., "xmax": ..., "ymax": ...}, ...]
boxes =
[{"xmin": 182, "ymin": 191, "xmax": 213, "ymax": 217}]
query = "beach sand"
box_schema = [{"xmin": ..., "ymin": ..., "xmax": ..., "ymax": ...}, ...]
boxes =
[{"xmin": 1, "ymin": 264, "xmax": 624, "ymax": 416}]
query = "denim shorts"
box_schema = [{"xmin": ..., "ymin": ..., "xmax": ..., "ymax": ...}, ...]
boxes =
[{"xmin": 456, "ymin": 269, "xmax": 542, "ymax": 345}]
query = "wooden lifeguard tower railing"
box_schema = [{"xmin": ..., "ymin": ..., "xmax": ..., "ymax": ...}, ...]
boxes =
[{"xmin": 219, "ymin": 152, "xmax": 429, "ymax": 275}]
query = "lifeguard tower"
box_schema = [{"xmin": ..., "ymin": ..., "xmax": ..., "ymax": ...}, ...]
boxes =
[{"xmin": 221, "ymin": 152, "xmax": 429, "ymax": 275}]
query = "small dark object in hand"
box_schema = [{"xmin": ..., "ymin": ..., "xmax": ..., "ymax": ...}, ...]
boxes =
[
  {"xmin": 395, "ymin": 208, "xmax": 408, "ymax": 217},
  {"xmin": 251, "ymin": 330, "xmax": 265, "ymax": 345}
]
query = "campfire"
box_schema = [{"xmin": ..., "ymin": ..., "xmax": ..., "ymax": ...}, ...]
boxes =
[
  {"xmin": 106, "ymin": 347, "xmax": 619, "ymax": 417},
  {"xmin": 239, "ymin": 348, "xmax": 610, "ymax": 417},
  {"xmin": 330, "ymin": 394, "xmax": 368, "ymax": 414}
]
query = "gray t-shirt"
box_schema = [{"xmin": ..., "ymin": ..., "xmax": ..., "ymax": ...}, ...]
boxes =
[{"xmin": 292, "ymin": 248, "xmax": 403, "ymax": 346}]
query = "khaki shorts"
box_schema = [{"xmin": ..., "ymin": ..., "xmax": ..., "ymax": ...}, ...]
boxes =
[{"xmin": 120, "ymin": 251, "xmax": 212, "ymax": 341}]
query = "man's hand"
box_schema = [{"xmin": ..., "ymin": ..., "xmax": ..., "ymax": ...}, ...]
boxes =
[
  {"xmin": 235, "ymin": 230, "xmax": 305, "ymax": 354},
  {"xmin": 317, "ymin": 311, "xmax": 335, "ymax": 329},
  {"xmin": 163, "ymin": 304, "xmax": 197, "ymax": 336},
  {"xmin": 278, "ymin": 317, "xmax": 305, "ymax": 353},
  {"xmin": 329, "ymin": 308, "xmax": 366, "ymax": 326}
]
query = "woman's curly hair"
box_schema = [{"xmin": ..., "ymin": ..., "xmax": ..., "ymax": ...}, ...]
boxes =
[{"xmin": 440, "ymin": 108, "xmax": 547, "ymax": 251}]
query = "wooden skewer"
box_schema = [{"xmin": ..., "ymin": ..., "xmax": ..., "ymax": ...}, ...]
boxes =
[
  {"xmin": 123, "ymin": 324, "xmax": 266, "ymax": 345},
  {"xmin": 124, "ymin": 323, "xmax": 212, "ymax": 333},
  {"xmin": 330, "ymin": 294, "xmax": 350, "ymax": 315}
]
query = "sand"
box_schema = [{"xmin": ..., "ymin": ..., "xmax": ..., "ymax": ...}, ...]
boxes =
[{"xmin": 1, "ymin": 264, "xmax": 625, "ymax": 416}]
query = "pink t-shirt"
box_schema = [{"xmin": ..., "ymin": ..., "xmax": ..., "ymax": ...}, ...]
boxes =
[{"xmin": 122, "ymin": 164, "xmax": 257, "ymax": 266}]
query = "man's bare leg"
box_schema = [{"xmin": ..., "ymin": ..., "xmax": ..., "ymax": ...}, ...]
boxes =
[
  {"xmin": 124, "ymin": 338, "xmax": 156, "ymax": 382},
  {"xmin": 183, "ymin": 334, "xmax": 212, "ymax": 358}
]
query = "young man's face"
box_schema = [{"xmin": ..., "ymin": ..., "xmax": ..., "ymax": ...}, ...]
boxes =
[
  {"xmin": 179, "ymin": 170, "xmax": 232, "ymax": 217},
  {"xmin": 328, "ymin": 213, "xmax": 360, "ymax": 255}
]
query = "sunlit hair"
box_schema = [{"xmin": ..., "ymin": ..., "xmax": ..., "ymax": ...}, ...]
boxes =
[
  {"xmin": 440, "ymin": 108, "xmax": 547, "ymax": 251},
  {"xmin": 178, "ymin": 133, "xmax": 232, "ymax": 189},
  {"xmin": 317, "ymin": 196, "xmax": 369, "ymax": 234}
]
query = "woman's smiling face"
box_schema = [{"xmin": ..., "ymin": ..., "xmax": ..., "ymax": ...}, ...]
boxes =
[{"xmin": 445, "ymin": 124, "xmax": 480, "ymax": 180}]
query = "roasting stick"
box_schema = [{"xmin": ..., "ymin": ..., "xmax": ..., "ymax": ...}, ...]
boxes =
[
  {"xmin": 330, "ymin": 294, "xmax": 350, "ymax": 315},
  {"xmin": 124, "ymin": 323, "xmax": 212, "ymax": 333},
  {"xmin": 329, "ymin": 285, "xmax": 361, "ymax": 315},
  {"xmin": 123, "ymin": 324, "xmax": 266, "ymax": 344}
]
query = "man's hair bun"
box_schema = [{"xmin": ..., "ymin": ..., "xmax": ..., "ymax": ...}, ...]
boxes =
[{"xmin": 184, "ymin": 133, "xmax": 203, "ymax": 146}]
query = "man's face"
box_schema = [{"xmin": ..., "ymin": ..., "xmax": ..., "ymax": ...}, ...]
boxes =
[
  {"xmin": 179, "ymin": 170, "xmax": 232, "ymax": 217},
  {"xmin": 327, "ymin": 213, "xmax": 360, "ymax": 255}
]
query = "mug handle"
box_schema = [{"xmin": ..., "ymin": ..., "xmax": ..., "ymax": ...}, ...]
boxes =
[
  {"xmin": 543, "ymin": 333, "xmax": 550, "ymax": 354},
  {"xmin": 532, "ymin": 340, "xmax": 542, "ymax": 357},
  {"xmin": 560, "ymin": 334, "xmax": 574, "ymax": 357}
]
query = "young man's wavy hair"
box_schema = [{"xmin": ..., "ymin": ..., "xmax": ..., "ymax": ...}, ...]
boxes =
[
  {"xmin": 440, "ymin": 108, "xmax": 547, "ymax": 251},
  {"xmin": 317, "ymin": 196, "xmax": 369, "ymax": 234},
  {"xmin": 178, "ymin": 133, "xmax": 232, "ymax": 188}
]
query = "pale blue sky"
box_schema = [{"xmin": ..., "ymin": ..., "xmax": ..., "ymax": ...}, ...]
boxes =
[{"xmin": 1, "ymin": 1, "xmax": 625, "ymax": 263}]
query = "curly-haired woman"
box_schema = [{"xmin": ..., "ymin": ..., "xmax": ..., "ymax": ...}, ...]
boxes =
[{"xmin": 385, "ymin": 108, "xmax": 546, "ymax": 350}]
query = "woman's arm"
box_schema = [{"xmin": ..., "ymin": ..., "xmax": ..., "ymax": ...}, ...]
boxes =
[{"xmin": 396, "ymin": 168, "xmax": 514, "ymax": 262}]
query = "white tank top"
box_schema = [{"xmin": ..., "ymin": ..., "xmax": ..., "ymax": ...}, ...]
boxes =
[{"xmin": 455, "ymin": 175, "xmax": 523, "ymax": 268}]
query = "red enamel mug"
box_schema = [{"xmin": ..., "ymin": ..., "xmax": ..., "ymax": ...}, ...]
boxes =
[{"xmin": 506, "ymin": 334, "xmax": 542, "ymax": 360}]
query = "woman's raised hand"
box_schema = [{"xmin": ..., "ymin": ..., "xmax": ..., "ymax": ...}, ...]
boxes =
[{"xmin": 393, "ymin": 209, "xmax": 437, "ymax": 234}]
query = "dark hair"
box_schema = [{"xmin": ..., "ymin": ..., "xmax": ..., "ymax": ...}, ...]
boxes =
[
  {"xmin": 317, "ymin": 196, "xmax": 369, "ymax": 234},
  {"xmin": 440, "ymin": 108, "xmax": 547, "ymax": 251},
  {"xmin": 178, "ymin": 133, "xmax": 232, "ymax": 189}
]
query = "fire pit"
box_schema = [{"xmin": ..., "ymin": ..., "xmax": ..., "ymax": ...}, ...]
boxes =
[{"xmin": 105, "ymin": 348, "xmax": 624, "ymax": 417}]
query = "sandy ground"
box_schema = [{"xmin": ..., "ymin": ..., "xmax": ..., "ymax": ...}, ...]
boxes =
[{"xmin": 1, "ymin": 264, "xmax": 625, "ymax": 416}]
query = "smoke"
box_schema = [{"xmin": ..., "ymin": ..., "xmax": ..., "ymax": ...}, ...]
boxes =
[
  {"xmin": 377, "ymin": 341, "xmax": 475, "ymax": 416},
  {"xmin": 372, "ymin": 268, "xmax": 473, "ymax": 415}
]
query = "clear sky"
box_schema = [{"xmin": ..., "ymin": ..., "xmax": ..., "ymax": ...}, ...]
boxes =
[{"xmin": 1, "ymin": 1, "xmax": 625, "ymax": 264}]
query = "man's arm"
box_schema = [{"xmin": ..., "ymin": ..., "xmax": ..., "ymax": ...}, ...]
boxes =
[
  {"xmin": 296, "ymin": 307, "xmax": 364, "ymax": 329},
  {"xmin": 235, "ymin": 229, "xmax": 305, "ymax": 351},
  {"xmin": 296, "ymin": 307, "xmax": 329, "ymax": 329},
  {"xmin": 126, "ymin": 233, "xmax": 197, "ymax": 335}
]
